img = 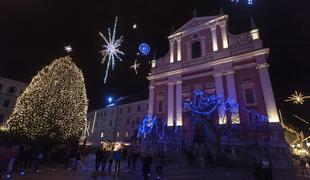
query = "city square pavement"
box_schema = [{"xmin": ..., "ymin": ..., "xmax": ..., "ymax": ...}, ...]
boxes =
[{"xmin": 7, "ymin": 154, "xmax": 310, "ymax": 180}]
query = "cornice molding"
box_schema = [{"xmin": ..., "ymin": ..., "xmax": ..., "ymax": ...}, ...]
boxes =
[{"xmin": 147, "ymin": 48, "xmax": 269, "ymax": 80}]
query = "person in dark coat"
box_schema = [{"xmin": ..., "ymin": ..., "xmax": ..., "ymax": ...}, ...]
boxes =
[
  {"xmin": 101, "ymin": 149, "xmax": 108, "ymax": 171},
  {"xmin": 108, "ymin": 150, "xmax": 114, "ymax": 171},
  {"xmin": 141, "ymin": 153, "xmax": 152, "ymax": 180},
  {"xmin": 127, "ymin": 149, "xmax": 132, "ymax": 170},
  {"xmin": 64, "ymin": 147, "xmax": 71, "ymax": 168},
  {"xmin": 132, "ymin": 149, "xmax": 139, "ymax": 171},
  {"xmin": 73, "ymin": 150, "xmax": 81, "ymax": 170},
  {"xmin": 156, "ymin": 151, "xmax": 164, "ymax": 174},
  {"xmin": 114, "ymin": 150, "xmax": 122, "ymax": 173},
  {"xmin": 95, "ymin": 149, "xmax": 103, "ymax": 171}
]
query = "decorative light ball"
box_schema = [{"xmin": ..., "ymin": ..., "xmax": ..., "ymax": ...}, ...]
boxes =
[{"xmin": 139, "ymin": 43, "xmax": 150, "ymax": 56}]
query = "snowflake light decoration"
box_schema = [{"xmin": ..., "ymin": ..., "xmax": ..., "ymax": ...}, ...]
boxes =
[
  {"xmin": 64, "ymin": 45, "xmax": 72, "ymax": 53},
  {"xmin": 99, "ymin": 17, "xmax": 124, "ymax": 83},
  {"xmin": 285, "ymin": 91, "xmax": 310, "ymax": 104},
  {"xmin": 130, "ymin": 59, "xmax": 140, "ymax": 74}
]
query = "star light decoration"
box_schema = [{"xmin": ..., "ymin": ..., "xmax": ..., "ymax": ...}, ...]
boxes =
[
  {"xmin": 64, "ymin": 45, "xmax": 72, "ymax": 53},
  {"xmin": 130, "ymin": 59, "xmax": 140, "ymax": 74},
  {"xmin": 285, "ymin": 91, "xmax": 310, "ymax": 104},
  {"xmin": 99, "ymin": 17, "xmax": 124, "ymax": 83}
]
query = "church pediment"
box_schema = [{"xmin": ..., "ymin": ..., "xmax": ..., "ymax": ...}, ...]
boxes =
[{"xmin": 171, "ymin": 16, "xmax": 223, "ymax": 36}]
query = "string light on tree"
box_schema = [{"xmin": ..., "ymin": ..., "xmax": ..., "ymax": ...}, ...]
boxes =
[
  {"xmin": 64, "ymin": 45, "xmax": 72, "ymax": 53},
  {"xmin": 99, "ymin": 17, "xmax": 125, "ymax": 83},
  {"xmin": 130, "ymin": 59, "xmax": 140, "ymax": 74},
  {"xmin": 285, "ymin": 91, "xmax": 310, "ymax": 104},
  {"xmin": 5, "ymin": 56, "xmax": 88, "ymax": 142}
]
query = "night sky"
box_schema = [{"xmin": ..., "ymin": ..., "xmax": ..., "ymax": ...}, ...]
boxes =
[{"xmin": 0, "ymin": 0, "xmax": 309, "ymax": 130}]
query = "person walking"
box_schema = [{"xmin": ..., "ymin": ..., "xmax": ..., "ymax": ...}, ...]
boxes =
[
  {"xmin": 127, "ymin": 149, "xmax": 132, "ymax": 170},
  {"xmin": 156, "ymin": 151, "xmax": 164, "ymax": 174},
  {"xmin": 300, "ymin": 158, "xmax": 308, "ymax": 177},
  {"xmin": 132, "ymin": 149, "xmax": 139, "ymax": 171},
  {"xmin": 114, "ymin": 150, "xmax": 121, "ymax": 173},
  {"xmin": 95, "ymin": 149, "xmax": 103, "ymax": 171},
  {"xmin": 6, "ymin": 145, "xmax": 17, "ymax": 176},
  {"xmin": 73, "ymin": 149, "xmax": 81, "ymax": 170},
  {"xmin": 34, "ymin": 149, "xmax": 43, "ymax": 173},
  {"xmin": 141, "ymin": 153, "xmax": 152, "ymax": 180},
  {"xmin": 64, "ymin": 147, "xmax": 71, "ymax": 169},
  {"xmin": 101, "ymin": 149, "xmax": 108, "ymax": 171},
  {"xmin": 108, "ymin": 150, "xmax": 114, "ymax": 172}
]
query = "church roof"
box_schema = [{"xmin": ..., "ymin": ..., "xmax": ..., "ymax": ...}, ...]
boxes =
[{"xmin": 170, "ymin": 15, "xmax": 225, "ymax": 37}]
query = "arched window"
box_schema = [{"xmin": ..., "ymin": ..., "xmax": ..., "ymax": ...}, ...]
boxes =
[{"xmin": 192, "ymin": 41, "xmax": 201, "ymax": 59}]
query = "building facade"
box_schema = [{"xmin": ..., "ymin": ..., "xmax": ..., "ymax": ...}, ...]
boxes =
[
  {"xmin": 147, "ymin": 15, "xmax": 290, "ymax": 168},
  {"xmin": 0, "ymin": 77, "xmax": 27, "ymax": 124},
  {"xmin": 87, "ymin": 96, "xmax": 148, "ymax": 146}
]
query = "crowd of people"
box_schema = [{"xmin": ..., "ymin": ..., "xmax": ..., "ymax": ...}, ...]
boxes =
[
  {"xmin": 0, "ymin": 143, "xmax": 87, "ymax": 179},
  {"xmin": 93, "ymin": 146, "xmax": 164, "ymax": 180}
]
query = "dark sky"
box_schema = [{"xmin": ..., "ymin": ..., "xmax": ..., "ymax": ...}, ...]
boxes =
[{"xmin": 0, "ymin": 0, "xmax": 309, "ymax": 130}]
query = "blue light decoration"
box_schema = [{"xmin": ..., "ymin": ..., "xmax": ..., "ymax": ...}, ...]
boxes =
[
  {"xmin": 184, "ymin": 90, "xmax": 268, "ymax": 123},
  {"xmin": 231, "ymin": 0, "xmax": 253, "ymax": 5},
  {"xmin": 137, "ymin": 114, "xmax": 166, "ymax": 140},
  {"xmin": 137, "ymin": 114, "xmax": 157, "ymax": 137},
  {"xmin": 139, "ymin": 43, "xmax": 150, "ymax": 56}
]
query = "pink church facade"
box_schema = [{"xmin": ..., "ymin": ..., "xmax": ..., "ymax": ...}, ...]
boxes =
[{"xmin": 147, "ymin": 15, "xmax": 291, "ymax": 168}]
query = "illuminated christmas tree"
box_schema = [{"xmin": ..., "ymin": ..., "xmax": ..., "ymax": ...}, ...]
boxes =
[{"xmin": 6, "ymin": 56, "xmax": 88, "ymax": 143}]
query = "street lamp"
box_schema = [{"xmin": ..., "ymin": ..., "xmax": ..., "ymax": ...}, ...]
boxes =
[
  {"xmin": 307, "ymin": 142, "xmax": 310, "ymax": 148},
  {"xmin": 291, "ymin": 144, "xmax": 295, "ymax": 148},
  {"xmin": 108, "ymin": 97, "xmax": 113, "ymax": 104}
]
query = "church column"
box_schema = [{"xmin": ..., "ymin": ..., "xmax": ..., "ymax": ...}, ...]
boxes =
[
  {"xmin": 220, "ymin": 21, "xmax": 229, "ymax": 49},
  {"xmin": 256, "ymin": 62, "xmax": 280, "ymax": 123},
  {"xmin": 211, "ymin": 25, "xmax": 218, "ymax": 52},
  {"xmin": 175, "ymin": 80, "xmax": 183, "ymax": 126},
  {"xmin": 167, "ymin": 82, "xmax": 174, "ymax": 126},
  {"xmin": 213, "ymin": 71, "xmax": 226, "ymax": 124},
  {"xmin": 225, "ymin": 69, "xmax": 240, "ymax": 124},
  {"xmin": 148, "ymin": 80, "xmax": 155, "ymax": 115},
  {"xmin": 170, "ymin": 39, "xmax": 175, "ymax": 63},
  {"xmin": 176, "ymin": 37, "xmax": 182, "ymax": 61},
  {"xmin": 201, "ymin": 36, "xmax": 207, "ymax": 56}
]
